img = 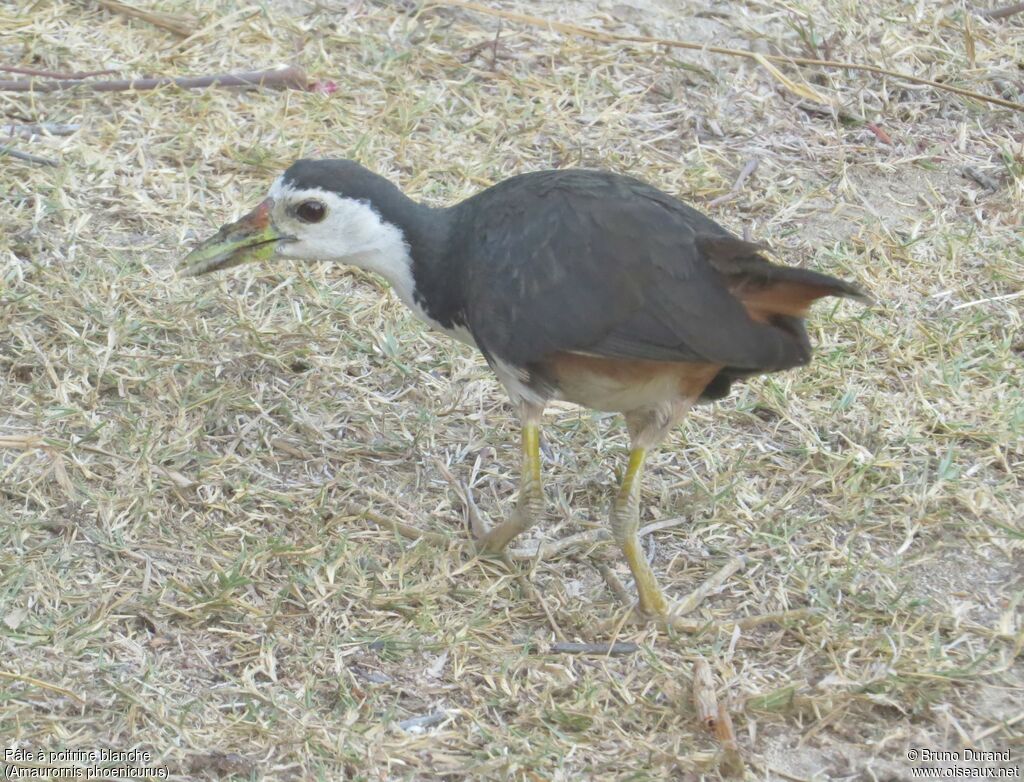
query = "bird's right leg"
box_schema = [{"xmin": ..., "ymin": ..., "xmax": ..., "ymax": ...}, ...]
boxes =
[
  {"xmin": 609, "ymin": 445, "xmax": 671, "ymax": 616},
  {"xmin": 476, "ymin": 404, "xmax": 545, "ymax": 554},
  {"xmin": 611, "ymin": 403, "xmax": 694, "ymax": 618}
]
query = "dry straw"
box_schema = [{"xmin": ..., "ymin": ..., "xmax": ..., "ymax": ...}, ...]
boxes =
[
  {"xmin": 1, "ymin": 0, "xmax": 1021, "ymax": 779},
  {"xmin": 434, "ymin": 0, "xmax": 1024, "ymax": 112}
]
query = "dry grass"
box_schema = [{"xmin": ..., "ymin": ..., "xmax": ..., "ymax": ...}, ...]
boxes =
[{"xmin": 1, "ymin": 0, "xmax": 1022, "ymax": 779}]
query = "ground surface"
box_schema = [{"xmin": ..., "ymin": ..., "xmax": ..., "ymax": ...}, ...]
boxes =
[{"xmin": 1, "ymin": 0, "xmax": 1022, "ymax": 779}]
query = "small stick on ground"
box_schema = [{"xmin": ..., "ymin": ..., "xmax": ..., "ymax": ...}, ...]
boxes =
[
  {"xmin": 715, "ymin": 699, "xmax": 744, "ymax": 776},
  {"xmin": 433, "ymin": 0, "xmax": 1024, "ymax": 112},
  {"xmin": 0, "ymin": 145, "xmax": 58, "ymax": 167},
  {"xmin": 596, "ymin": 562, "xmax": 633, "ymax": 606},
  {"xmin": 692, "ymin": 658, "xmax": 744, "ymax": 776},
  {"xmin": 977, "ymin": 2, "xmax": 1024, "ymax": 18},
  {"xmin": 507, "ymin": 517, "xmax": 688, "ymax": 560},
  {"xmin": 345, "ymin": 506, "xmax": 449, "ymax": 546},
  {"xmin": 0, "ymin": 435, "xmax": 44, "ymax": 449},
  {"xmin": 951, "ymin": 289, "xmax": 1024, "ymax": 311},
  {"xmin": 734, "ymin": 607, "xmax": 820, "ymax": 629},
  {"xmin": 709, "ymin": 158, "xmax": 760, "ymax": 206},
  {"xmin": 507, "ymin": 558, "xmax": 568, "ymax": 641},
  {"xmin": 0, "ymin": 66, "xmax": 117, "ymax": 79},
  {"xmin": 962, "ymin": 166, "xmax": 1001, "ymax": 191},
  {"xmin": 693, "ymin": 657, "xmax": 718, "ymax": 730},
  {"xmin": 549, "ymin": 641, "xmax": 639, "ymax": 655},
  {"xmin": 672, "ymin": 556, "xmax": 746, "ymax": 617},
  {"xmin": 395, "ymin": 711, "xmax": 448, "ymax": 732},
  {"xmin": 507, "ymin": 527, "xmax": 609, "ymax": 559},
  {"xmin": 0, "ymin": 670, "xmax": 84, "ymax": 704},
  {"xmin": 2, "ymin": 123, "xmax": 81, "ymax": 138},
  {"xmin": 96, "ymin": 0, "xmax": 195, "ymax": 36},
  {"xmin": 971, "ymin": 710, "xmax": 1024, "ymax": 742},
  {"xmin": 793, "ymin": 100, "xmax": 859, "ymax": 122},
  {"xmin": 0, "ymin": 65, "xmax": 309, "ymax": 93}
]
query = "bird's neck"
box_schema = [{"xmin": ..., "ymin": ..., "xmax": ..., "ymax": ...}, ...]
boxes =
[
  {"xmin": 403, "ymin": 207, "xmax": 467, "ymax": 334},
  {"xmin": 354, "ymin": 197, "xmax": 460, "ymax": 333}
]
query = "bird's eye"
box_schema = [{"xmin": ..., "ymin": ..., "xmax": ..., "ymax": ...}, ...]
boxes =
[{"xmin": 295, "ymin": 200, "xmax": 326, "ymax": 223}]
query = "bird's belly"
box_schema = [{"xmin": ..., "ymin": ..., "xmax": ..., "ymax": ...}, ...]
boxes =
[{"xmin": 544, "ymin": 353, "xmax": 721, "ymax": 413}]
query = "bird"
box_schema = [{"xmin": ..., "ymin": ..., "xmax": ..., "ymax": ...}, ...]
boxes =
[{"xmin": 179, "ymin": 158, "xmax": 867, "ymax": 623}]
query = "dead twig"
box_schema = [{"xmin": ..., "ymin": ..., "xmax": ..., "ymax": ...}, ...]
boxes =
[
  {"xmin": 345, "ymin": 506, "xmax": 450, "ymax": 546},
  {"xmin": 0, "ymin": 670, "xmax": 85, "ymax": 704},
  {"xmin": 618, "ymin": 603, "xmax": 820, "ymax": 635},
  {"xmin": 734, "ymin": 607, "xmax": 820, "ymax": 629},
  {"xmin": 977, "ymin": 2, "xmax": 1024, "ymax": 18},
  {"xmin": 0, "ymin": 66, "xmax": 117, "ymax": 79},
  {"xmin": 508, "ymin": 558, "xmax": 568, "ymax": 641},
  {"xmin": 2, "ymin": 123, "xmax": 81, "ymax": 138},
  {"xmin": 596, "ymin": 562, "xmax": 633, "ymax": 606},
  {"xmin": 431, "ymin": 0, "xmax": 1024, "ymax": 112},
  {"xmin": 951, "ymin": 290, "xmax": 1024, "ymax": 311},
  {"xmin": 0, "ymin": 145, "xmax": 59, "ymax": 167},
  {"xmin": 96, "ymin": 0, "xmax": 195, "ymax": 37},
  {"xmin": 507, "ymin": 517, "xmax": 688, "ymax": 560},
  {"xmin": 709, "ymin": 158, "xmax": 760, "ymax": 206},
  {"xmin": 714, "ymin": 699, "xmax": 745, "ymax": 776},
  {"xmin": 548, "ymin": 641, "xmax": 639, "ymax": 655},
  {"xmin": 971, "ymin": 710, "xmax": 1024, "ymax": 742},
  {"xmin": 0, "ymin": 65, "xmax": 309, "ymax": 93},
  {"xmin": 672, "ymin": 556, "xmax": 746, "ymax": 617},
  {"xmin": 0, "ymin": 434, "xmax": 44, "ymax": 449},
  {"xmin": 395, "ymin": 711, "xmax": 448, "ymax": 732},
  {"xmin": 793, "ymin": 100, "xmax": 858, "ymax": 123},
  {"xmin": 693, "ymin": 657, "xmax": 718, "ymax": 729},
  {"xmin": 962, "ymin": 166, "xmax": 1001, "ymax": 191},
  {"xmin": 692, "ymin": 658, "xmax": 744, "ymax": 776}
]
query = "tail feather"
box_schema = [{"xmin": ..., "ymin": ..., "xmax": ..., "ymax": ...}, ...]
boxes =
[
  {"xmin": 694, "ymin": 233, "xmax": 869, "ymax": 403},
  {"xmin": 696, "ymin": 233, "xmax": 871, "ymax": 318}
]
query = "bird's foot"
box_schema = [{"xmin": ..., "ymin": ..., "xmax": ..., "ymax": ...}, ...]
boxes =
[
  {"xmin": 475, "ymin": 516, "xmax": 526, "ymax": 554},
  {"xmin": 614, "ymin": 603, "xmax": 708, "ymax": 633},
  {"xmin": 604, "ymin": 556, "xmax": 748, "ymax": 632},
  {"xmin": 446, "ymin": 478, "xmax": 526, "ymax": 556},
  {"xmin": 461, "ymin": 483, "xmax": 495, "ymax": 544},
  {"xmin": 459, "ymin": 479, "xmax": 540, "ymax": 554},
  {"xmin": 433, "ymin": 459, "xmax": 506, "ymax": 552}
]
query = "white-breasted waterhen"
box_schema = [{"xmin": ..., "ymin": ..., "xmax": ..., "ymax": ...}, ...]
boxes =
[{"xmin": 180, "ymin": 159, "xmax": 867, "ymax": 622}]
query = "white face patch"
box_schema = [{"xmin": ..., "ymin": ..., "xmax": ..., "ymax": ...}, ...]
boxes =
[
  {"xmin": 266, "ymin": 177, "xmax": 420, "ymax": 308},
  {"xmin": 265, "ymin": 177, "xmax": 472, "ymax": 345}
]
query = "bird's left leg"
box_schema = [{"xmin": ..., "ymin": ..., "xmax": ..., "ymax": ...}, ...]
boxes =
[{"xmin": 477, "ymin": 402, "xmax": 545, "ymax": 553}]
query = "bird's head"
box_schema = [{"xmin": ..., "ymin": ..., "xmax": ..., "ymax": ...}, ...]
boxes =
[{"xmin": 178, "ymin": 159, "xmax": 413, "ymax": 278}]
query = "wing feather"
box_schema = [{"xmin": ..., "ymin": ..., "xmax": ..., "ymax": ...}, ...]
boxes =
[{"xmin": 448, "ymin": 170, "xmax": 857, "ymax": 375}]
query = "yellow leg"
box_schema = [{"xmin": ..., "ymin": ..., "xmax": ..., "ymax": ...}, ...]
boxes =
[
  {"xmin": 610, "ymin": 448, "xmax": 670, "ymax": 616},
  {"xmin": 478, "ymin": 423, "xmax": 544, "ymax": 553}
]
